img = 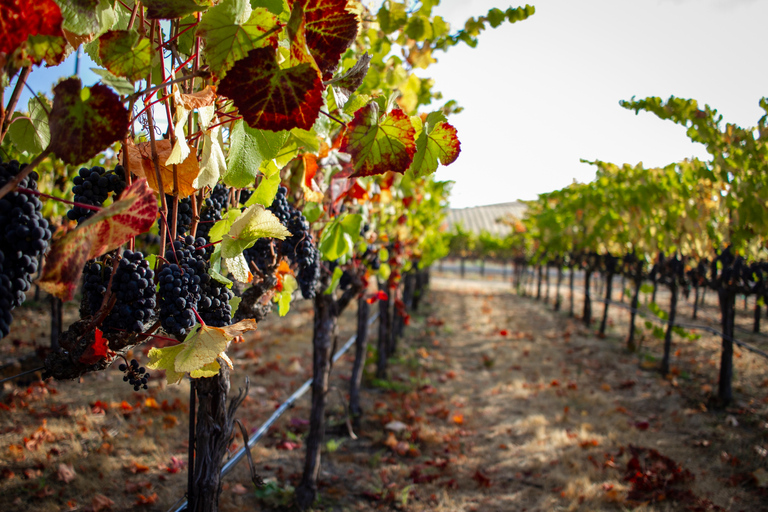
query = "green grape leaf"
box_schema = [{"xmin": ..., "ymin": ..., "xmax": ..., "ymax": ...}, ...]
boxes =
[
  {"xmin": 408, "ymin": 118, "xmax": 460, "ymax": 177},
  {"xmin": 143, "ymin": 0, "xmax": 212, "ymax": 19},
  {"xmin": 229, "ymin": 295, "xmax": 242, "ymax": 317},
  {"xmin": 98, "ymin": 30, "xmax": 151, "ymax": 82},
  {"xmin": 21, "ymin": 34, "xmax": 70, "ymax": 67},
  {"xmin": 303, "ymin": 202, "xmax": 322, "ymax": 223},
  {"xmin": 248, "ymin": 162, "xmax": 281, "ymax": 207},
  {"xmin": 174, "ymin": 325, "xmax": 229, "ymax": 373},
  {"xmin": 209, "ymin": 209, "xmax": 241, "ymax": 243},
  {"xmin": 224, "ymin": 119, "xmax": 289, "ymax": 188},
  {"xmin": 377, "ymin": 2, "xmax": 407, "ymax": 34},
  {"xmin": 48, "ymin": 77, "xmax": 130, "ymax": 165},
  {"xmin": 340, "ymin": 103, "xmax": 416, "ymax": 177},
  {"xmin": 318, "ymin": 213, "xmax": 361, "ymax": 261},
  {"xmin": 218, "ymin": 47, "xmax": 324, "ymax": 131},
  {"xmin": 90, "ymin": 67, "xmax": 135, "ymax": 95},
  {"xmin": 323, "ymin": 265, "xmax": 343, "ymax": 295},
  {"xmin": 0, "ymin": 0, "xmax": 63, "ymax": 56},
  {"xmin": 197, "ymin": 0, "xmax": 279, "ymax": 78},
  {"xmin": 147, "ymin": 344, "xmax": 186, "ymax": 384},
  {"xmin": 221, "ymin": 204, "xmax": 290, "ymax": 258},
  {"xmin": 273, "ymin": 274, "xmax": 298, "ymax": 315},
  {"xmin": 8, "ymin": 97, "xmax": 51, "ymax": 154}
]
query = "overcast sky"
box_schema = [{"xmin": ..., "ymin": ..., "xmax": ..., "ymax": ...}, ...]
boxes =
[
  {"xmin": 14, "ymin": 0, "xmax": 768, "ymax": 209},
  {"xmin": 423, "ymin": 0, "xmax": 768, "ymax": 207}
]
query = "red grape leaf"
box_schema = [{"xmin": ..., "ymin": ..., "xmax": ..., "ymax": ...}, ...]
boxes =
[
  {"xmin": 0, "ymin": 0, "xmax": 63, "ymax": 56},
  {"xmin": 16, "ymin": 34, "xmax": 69, "ymax": 67},
  {"xmin": 218, "ymin": 47, "xmax": 323, "ymax": 131},
  {"xmin": 48, "ymin": 77, "xmax": 130, "ymax": 165},
  {"xmin": 98, "ymin": 30, "xmax": 152, "ymax": 82},
  {"xmin": 143, "ymin": 0, "xmax": 212, "ymax": 19},
  {"xmin": 408, "ymin": 120, "xmax": 461, "ymax": 177},
  {"xmin": 79, "ymin": 328, "xmax": 110, "ymax": 365},
  {"xmin": 38, "ymin": 180, "xmax": 158, "ymax": 301},
  {"xmin": 340, "ymin": 104, "xmax": 416, "ymax": 177},
  {"xmin": 302, "ymin": 0, "xmax": 358, "ymax": 80}
]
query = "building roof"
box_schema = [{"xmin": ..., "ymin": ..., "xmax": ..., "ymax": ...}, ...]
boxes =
[{"xmin": 446, "ymin": 202, "xmax": 527, "ymax": 237}]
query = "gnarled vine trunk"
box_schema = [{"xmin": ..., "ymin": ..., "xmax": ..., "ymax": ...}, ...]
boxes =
[
  {"xmin": 627, "ymin": 277, "xmax": 641, "ymax": 352},
  {"xmin": 554, "ymin": 266, "xmax": 563, "ymax": 311},
  {"xmin": 717, "ymin": 289, "xmax": 736, "ymax": 406},
  {"xmin": 349, "ymin": 297, "xmax": 369, "ymax": 427},
  {"xmin": 661, "ymin": 282, "xmax": 678, "ymax": 376},
  {"xmin": 583, "ymin": 270, "xmax": 592, "ymax": 326},
  {"xmin": 598, "ymin": 271, "xmax": 614, "ymax": 336},
  {"xmin": 376, "ymin": 280, "xmax": 390, "ymax": 380}
]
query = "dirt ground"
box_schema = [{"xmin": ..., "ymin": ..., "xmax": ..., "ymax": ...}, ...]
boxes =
[{"xmin": 1, "ymin": 275, "xmax": 767, "ymax": 511}]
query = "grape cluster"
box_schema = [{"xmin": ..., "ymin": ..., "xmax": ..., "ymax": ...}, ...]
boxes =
[
  {"xmin": 268, "ymin": 187, "xmax": 320, "ymax": 299},
  {"xmin": 80, "ymin": 251, "xmax": 156, "ymax": 333},
  {"xmin": 200, "ymin": 278, "xmax": 234, "ymax": 327},
  {"xmin": 243, "ymin": 238, "xmax": 278, "ymax": 275},
  {"xmin": 119, "ymin": 359, "xmax": 150, "ymax": 391},
  {"xmin": 160, "ymin": 195, "xmax": 193, "ymax": 242},
  {"xmin": 0, "ymin": 159, "xmax": 52, "ymax": 338},
  {"xmin": 67, "ymin": 165, "xmax": 126, "ymax": 223},
  {"xmin": 196, "ymin": 183, "xmax": 229, "ymax": 241},
  {"xmin": 362, "ymin": 245, "xmax": 381, "ymax": 270},
  {"xmin": 157, "ymin": 236, "xmax": 210, "ymax": 336},
  {"xmin": 238, "ymin": 188, "xmax": 253, "ymax": 205}
]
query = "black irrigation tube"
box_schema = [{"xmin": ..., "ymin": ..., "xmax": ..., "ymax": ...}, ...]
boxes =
[
  {"xmin": 591, "ymin": 297, "xmax": 768, "ymax": 361},
  {"xmin": 170, "ymin": 310, "xmax": 380, "ymax": 512}
]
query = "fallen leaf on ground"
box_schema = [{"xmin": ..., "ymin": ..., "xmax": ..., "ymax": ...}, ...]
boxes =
[{"xmin": 57, "ymin": 463, "xmax": 76, "ymax": 483}]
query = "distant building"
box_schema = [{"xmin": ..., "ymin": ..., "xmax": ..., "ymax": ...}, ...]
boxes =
[{"xmin": 445, "ymin": 202, "xmax": 527, "ymax": 237}]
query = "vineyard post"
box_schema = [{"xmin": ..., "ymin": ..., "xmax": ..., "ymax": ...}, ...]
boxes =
[
  {"xmin": 598, "ymin": 255, "xmax": 616, "ymax": 336},
  {"xmin": 544, "ymin": 262, "xmax": 551, "ymax": 302},
  {"xmin": 754, "ymin": 298, "xmax": 761, "ymax": 333},
  {"xmin": 536, "ymin": 265, "xmax": 543, "ymax": 300},
  {"xmin": 554, "ymin": 262, "xmax": 563, "ymax": 311},
  {"xmin": 376, "ymin": 279, "xmax": 390, "ymax": 379},
  {"xmin": 693, "ymin": 283, "xmax": 700, "ymax": 319},
  {"xmin": 627, "ymin": 274, "xmax": 642, "ymax": 352}
]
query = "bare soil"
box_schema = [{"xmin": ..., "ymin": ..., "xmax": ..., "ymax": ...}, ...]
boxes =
[{"xmin": 1, "ymin": 276, "xmax": 767, "ymax": 512}]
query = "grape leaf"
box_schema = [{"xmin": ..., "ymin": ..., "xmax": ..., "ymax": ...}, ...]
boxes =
[
  {"xmin": 318, "ymin": 213, "xmax": 362, "ymax": 261},
  {"xmin": 218, "ymin": 47, "xmax": 324, "ymax": 131},
  {"xmin": 147, "ymin": 344, "xmax": 185, "ymax": 384},
  {"xmin": 174, "ymin": 325, "xmax": 229, "ymax": 373},
  {"xmin": 197, "ymin": 0, "xmax": 280, "ymax": 78},
  {"xmin": 174, "ymin": 320, "xmax": 258, "ymax": 373},
  {"xmin": 221, "ymin": 204, "xmax": 290, "ymax": 258},
  {"xmin": 38, "ymin": 180, "xmax": 158, "ymax": 301},
  {"xmin": 98, "ymin": 30, "xmax": 151, "ymax": 82},
  {"xmin": 122, "ymin": 140, "xmax": 199, "ymax": 198},
  {"xmin": 0, "ymin": 0, "xmax": 63, "ymax": 56},
  {"xmin": 249, "ymin": 161, "xmax": 281, "ymax": 207},
  {"xmin": 224, "ymin": 253, "xmax": 253, "ymax": 283},
  {"xmin": 48, "ymin": 77, "xmax": 130, "ymax": 165},
  {"xmin": 143, "ymin": 0, "xmax": 211, "ymax": 19},
  {"xmin": 79, "ymin": 328, "xmax": 110, "ymax": 365},
  {"xmin": 90, "ymin": 67, "xmax": 135, "ymax": 95},
  {"xmin": 194, "ymin": 125, "xmax": 227, "ymax": 190},
  {"xmin": 8, "ymin": 97, "xmax": 50, "ymax": 154},
  {"xmin": 223, "ymin": 119, "xmax": 289, "ymax": 188},
  {"xmin": 209, "ymin": 209, "xmax": 241, "ymax": 243},
  {"xmin": 17, "ymin": 34, "xmax": 70, "ymax": 67},
  {"xmin": 273, "ymin": 274, "xmax": 298, "ymax": 316},
  {"xmin": 340, "ymin": 104, "xmax": 416, "ymax": 177},
  {"xmin": 327, "ymin": 52, "xmax": 371, "ymax": 109},
  {"xmin": 303, "ymin": 0, "xmax": 358, "ymax": 79},
  {"xmin": 408, "ymin": 117, "xmax": 460, "ymax": 177}
]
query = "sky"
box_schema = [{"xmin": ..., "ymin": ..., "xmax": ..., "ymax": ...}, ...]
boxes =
[
  {"xmin": 12, "ymin": 0, "xmax": 768, "ymax": 209},
  {"xmin": 418, "ymin": 0, "xmax": 768, "ymax": 207}
]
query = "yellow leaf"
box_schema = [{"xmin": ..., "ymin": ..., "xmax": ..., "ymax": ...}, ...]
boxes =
[
  {"xmin": 174, "ymin": 324, "xmax": 229, "ymax": 373},
  {"xmin": 147, "ymin": 344, "xmax": 186, "ymax": 385},
  {"xmin": 221, "ymin": 204, "xmax": 291, "ymax": 258},
  {"xmin": 122, "ymin": 139, "xmax": 198, "ymax": 197},
  {"xmin": 190, "ymin": 360, "xmax": 220, "ymax": 379}
]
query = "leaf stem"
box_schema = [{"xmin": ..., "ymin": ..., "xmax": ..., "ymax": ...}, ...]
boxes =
[
  {"xmin": 0, "ymin": 147, "xmax": 52, "ymax": 202},
  {"xmin": 320, "ymin": 109, "xmax": 347, "ymax": 127}
]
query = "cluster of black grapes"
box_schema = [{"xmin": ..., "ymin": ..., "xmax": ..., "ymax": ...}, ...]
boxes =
[
  {"xmin": 81, "ymin": 251, "xmax": 156, "ymax": 333},
  {"xmin": 67, "ymin": 165, "xmax": 126, "ymax": 223},
  {"xmin": 199, "ymin": 278, "xmax": 233, "ymax": 327},
  {"xmin": 0, "ymin": 159, "xmax": 52, "ymax": 338},
  {"xmin": 196, "ymin": 183, "xmax": 229, "ymax": 241},
  {"xmin": 362, "ymin": 245, "xmax": 381, "ymax": 271},
  {"xmin": 157, "ymin": 236, "xmax": 211, "ymax": 336},
  {"xmin": 160, "ymin": 195, "xmax": 193, "ymax": 242},
  {"xmin": 119, "ymin": 359, "xmax": 150, "ymax": 391},
  {"xmin": 267, "ymin": 187, "xmax": 320, "ymax": 299}
]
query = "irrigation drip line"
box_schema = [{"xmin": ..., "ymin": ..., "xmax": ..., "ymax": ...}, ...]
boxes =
[
  {"xmin": 170, "ymin": 310, "xmax": 380, "ymax": 512},
  {"xmin": 591, "ymin": 297, "xmax": 768, "ymax": 361},
  {"xmin": 0, "ymin": 366, "xmax": 44, "ymax": 385}
]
